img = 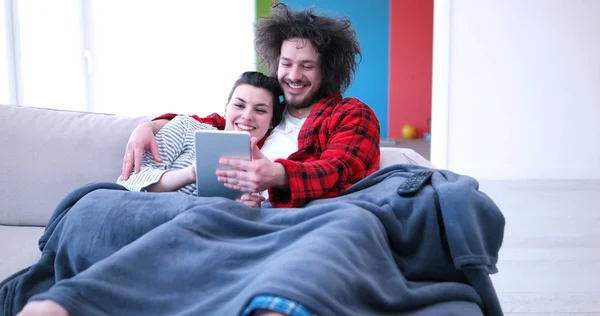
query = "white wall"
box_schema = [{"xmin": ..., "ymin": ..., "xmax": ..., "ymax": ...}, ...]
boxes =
[{"xmin": 432, "ymin": 0, "xmax": 600, "ymax": 179}]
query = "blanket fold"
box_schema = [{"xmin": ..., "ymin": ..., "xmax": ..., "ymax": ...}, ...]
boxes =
[{"xmin": 1, "ymin": 165, "xmax": 505, "ymax": 316}]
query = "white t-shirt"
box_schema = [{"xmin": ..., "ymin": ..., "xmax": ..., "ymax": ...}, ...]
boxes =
[
  {"xmin": 261, "ymin": 109, "xmax": 306, "ymax": 163},
  {"xmin": 260, "ymin": 109, "xmax": 307, "ymax": 199}
]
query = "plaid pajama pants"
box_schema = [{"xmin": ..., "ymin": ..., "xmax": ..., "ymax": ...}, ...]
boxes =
[{"xmin": 241, "ymin": 295, "xmax": 316, "ymax": 316}]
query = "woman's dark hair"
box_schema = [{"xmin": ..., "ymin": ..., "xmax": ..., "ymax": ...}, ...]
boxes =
[
  {"xmin": 255, "ymin": 3, "xmax": 362, "ymax": 96},
  {"xmin": 227, "ymin": 71, "xmax": 283, "ymax": 128}
]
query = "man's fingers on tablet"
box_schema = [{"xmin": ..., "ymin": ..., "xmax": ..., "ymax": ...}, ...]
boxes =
[
  {"xmin": 217, "ymin": 176, "xmax": 237, "ymax": 185},
  {"xmin": 218, "ymin": 175, "xmax": 258, "ymax": 190},
  {"xmin": 219, "ymin": 158, "xmax": 250, "ymax": 169},
  {"xmin": 218, "ymin": 176, "xmax": 249, "ymax": 188},
  {"xmin": 224, "ymin": 183, "xmax": 254, "ymax": 193},
  {"xmin": 216, "ymin": 169, "xmax": 244, "ymax": 180},
  {"xmin": 224, "ymin": 183, "xmax": 239, "ymax": 191}
]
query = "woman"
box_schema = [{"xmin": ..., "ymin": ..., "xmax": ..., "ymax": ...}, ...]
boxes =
[{"xmin": 117, "ymin": 71, "xmax": 283, "ymax": 207}]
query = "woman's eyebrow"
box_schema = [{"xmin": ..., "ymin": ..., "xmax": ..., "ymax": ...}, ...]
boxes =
[{"xmin": 236, "ymin": 97, "xmax": 269, "ymax": 108}]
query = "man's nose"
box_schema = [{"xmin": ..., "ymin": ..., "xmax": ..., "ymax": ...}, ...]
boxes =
[{"xmin": 288, "ymin": 65, "xmax": 302, "ymax": 82}]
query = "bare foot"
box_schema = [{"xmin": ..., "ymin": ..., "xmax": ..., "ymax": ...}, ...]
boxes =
[{"xmin": 17, "ymin": 300, "xmax": 72, "ymax": 316}]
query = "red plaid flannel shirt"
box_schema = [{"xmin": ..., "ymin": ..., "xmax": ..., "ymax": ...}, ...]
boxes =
[{"xmin": 153, "ymin": 92, "xmax": 381, "ymax": 207}]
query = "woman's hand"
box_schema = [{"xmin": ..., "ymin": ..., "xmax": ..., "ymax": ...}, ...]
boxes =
[
  {"xmin": 186, "ymin": 162, "xmax": 197, "ymax": 183},
  {"xmin": 145, "ymin": 162, "xmax": 196, "ymax": 192},
  {"xmin": 236, "ymin": 193, "xmax": 266, "ymax": 208}
]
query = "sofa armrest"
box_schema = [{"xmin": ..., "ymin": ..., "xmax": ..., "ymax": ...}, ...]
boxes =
[{"xmin": 379, "ymin": 147, "xmax": 435, "ymax": 169}]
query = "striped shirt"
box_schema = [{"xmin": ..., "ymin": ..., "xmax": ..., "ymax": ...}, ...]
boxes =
[{"xmin": 116, "ymin": 115, "xmax": 215, "ymax": 195}]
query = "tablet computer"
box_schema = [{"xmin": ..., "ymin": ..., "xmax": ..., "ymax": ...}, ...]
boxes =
[{"xmin": 194, "ymin": 129, "xmax": 251, "ymax": 199}]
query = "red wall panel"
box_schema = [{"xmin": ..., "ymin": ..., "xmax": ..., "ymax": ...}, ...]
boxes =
[{"xmin": 389, "ymin": 0, "xmax": 434, "ymax": 138}]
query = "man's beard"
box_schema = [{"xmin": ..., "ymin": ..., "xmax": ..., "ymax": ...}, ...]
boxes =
[{"xmin": 284, "ymin": 90, "xmax": 323, "ymax": 109}]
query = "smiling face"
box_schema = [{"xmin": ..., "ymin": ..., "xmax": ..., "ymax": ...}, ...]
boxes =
[
  {"xmin": 224, "ymin": 84, "xmax": 274, "ymax": 140},
  {"xmin": 277, "ymin": 38, "xmax": 323, "ymax": 115}
]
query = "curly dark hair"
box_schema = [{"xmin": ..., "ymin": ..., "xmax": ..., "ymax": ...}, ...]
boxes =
[
  {"xmin": 255, "ymin": 3, "xmax": 362, "ymax": 96},
  {"xmin": 227, "ymin": 71, "xmax": 283, "ymax": 128}
]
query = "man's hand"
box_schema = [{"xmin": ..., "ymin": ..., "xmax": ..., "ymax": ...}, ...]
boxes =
[
  {"xmin": 216, "ymin": 137, "xmax": 288, "ymax": 193},
  {"xmin": 236, "ymin": 193, "xmax": 266, "ymax": 208},
  {"xmin": 121, "ymin": 120, "xmax": 166, "ymax": 179}
]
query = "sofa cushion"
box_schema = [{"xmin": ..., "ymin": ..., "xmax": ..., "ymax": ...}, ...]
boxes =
[
  {"xmin": 0, "ymin": 104, "xmax": 435, "ymax": 227},
  {"xmin": 0, "ymin": 104, "xmax": 151, "ymax": 226}
]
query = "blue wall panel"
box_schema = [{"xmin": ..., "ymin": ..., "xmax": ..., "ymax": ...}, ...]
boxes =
[{"xmin": 284, "ymin": 0, "xmax": 390, "ymax": 138}]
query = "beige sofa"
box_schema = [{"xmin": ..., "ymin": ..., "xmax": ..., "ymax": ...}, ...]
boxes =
[{"xmin": 0, "ymin": 103, "xmax": 434, "ymax": 280}]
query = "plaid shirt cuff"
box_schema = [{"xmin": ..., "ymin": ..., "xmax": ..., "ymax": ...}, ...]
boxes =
[{"xmin": 242, "ymin": 295, "xmax": 316, "ymax": 316}]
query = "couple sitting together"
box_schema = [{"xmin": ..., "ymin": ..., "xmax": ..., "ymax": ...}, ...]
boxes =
[
  {"xmin": 15, "ymin": 3, "xmax": 381, "ymax": 316},
  {"xmin": 117, "ymin": 70, "xmax": 287, "ymax": 208}
]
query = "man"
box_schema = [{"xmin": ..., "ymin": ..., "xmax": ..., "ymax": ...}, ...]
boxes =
[
  {"xmin": 17, "ymin": 4, "xmax": 381, "ymax": 316},
  {"xmin": 121, "ymin": 3, "xmax": 381, "ymax": 208}
]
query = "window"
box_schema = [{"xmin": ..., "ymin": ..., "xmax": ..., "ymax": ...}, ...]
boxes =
[
  {"xmin": 3, "ymin": 0, "xmax": 256, "ymax": 117},
  {"xmin": 18, "ymin": 0, "xmax": 86, "ymax": 110},
  {"xmin": 88, "ymin": 1, "xmax": 256, "ymax": 117}
]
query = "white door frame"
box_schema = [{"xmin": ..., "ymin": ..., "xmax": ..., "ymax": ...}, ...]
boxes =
[{"xmin": 430, "ymin": 0, "xmax": 451, "ymax": 169}]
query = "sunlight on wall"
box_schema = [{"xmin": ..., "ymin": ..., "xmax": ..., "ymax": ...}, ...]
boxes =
[{"xmin": 89, "ymin": 1, "xmax": 256, "ymax": 117}]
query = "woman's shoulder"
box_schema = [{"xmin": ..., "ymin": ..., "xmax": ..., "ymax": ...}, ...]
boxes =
[{"xmin": 172, "ymin": 115, "xmax": 218, "ymax": 130}]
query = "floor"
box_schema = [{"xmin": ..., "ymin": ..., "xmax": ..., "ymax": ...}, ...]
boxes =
[
  {"xmin": 381, "ymin": 138, "xmax": 600, "ymax": 314},
  {"xmin": 478, "ymin": 179, "xmax": 600, "ymax": 315}
]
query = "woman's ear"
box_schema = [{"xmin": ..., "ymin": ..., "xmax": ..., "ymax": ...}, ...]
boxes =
[{"xmin": 223, "ymin": 104, "xmax": 228, "ymax": 117}]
